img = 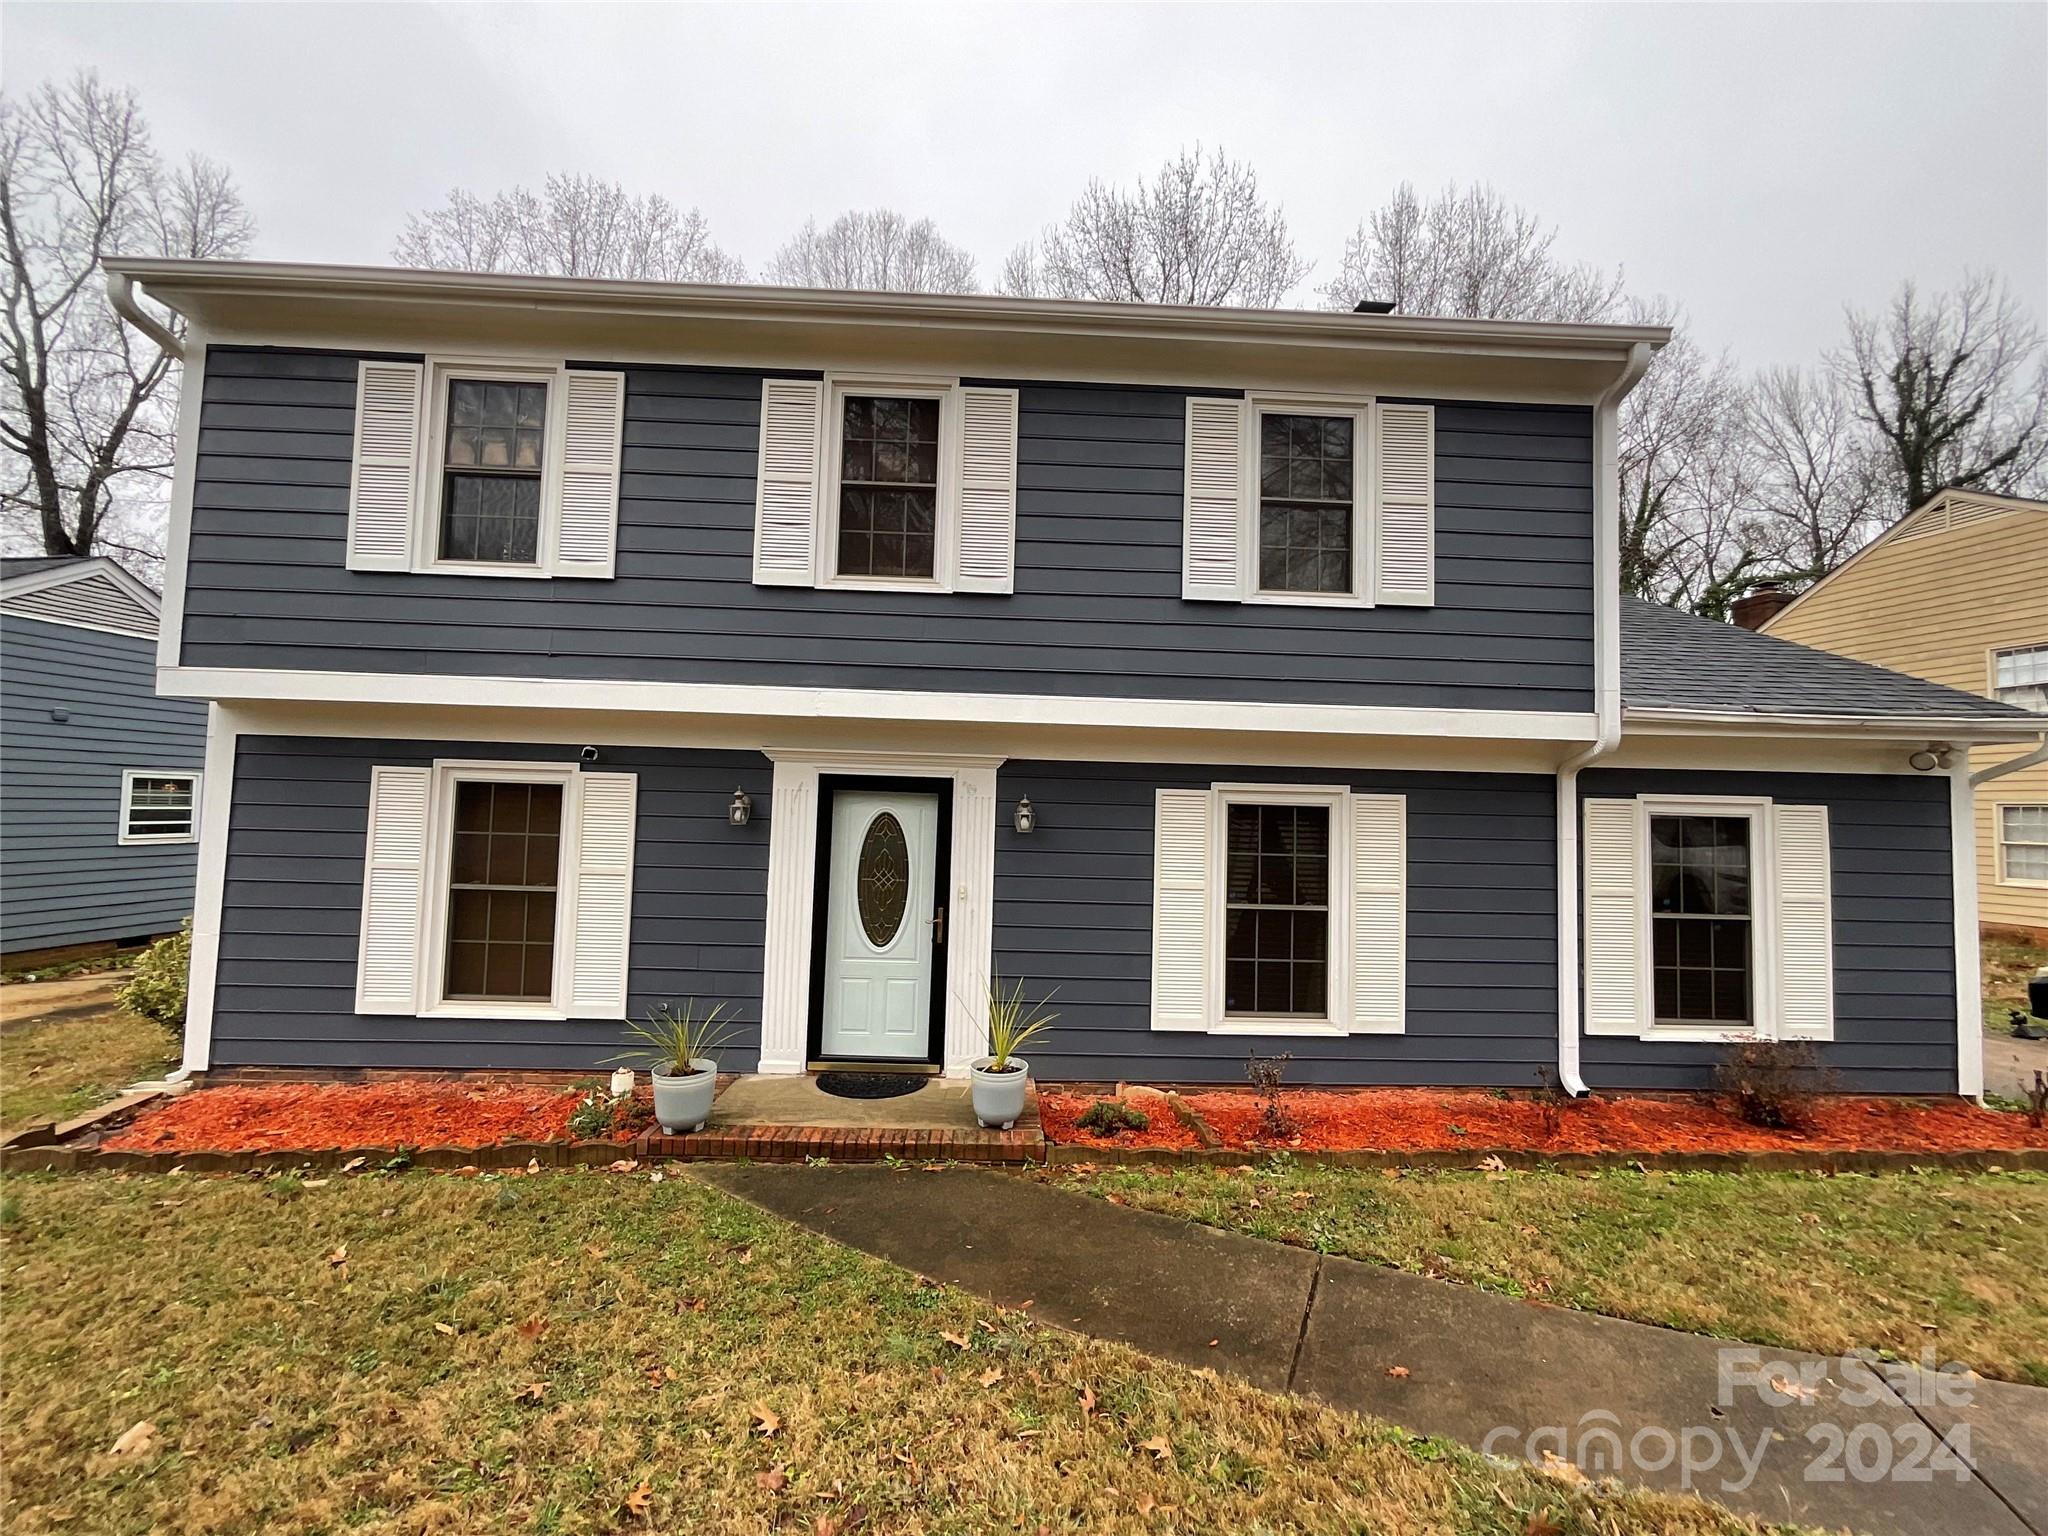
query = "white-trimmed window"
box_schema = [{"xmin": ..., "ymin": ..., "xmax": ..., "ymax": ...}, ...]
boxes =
[
  {"xmin": 344, "ymin": 357, "xmax": 625, "ymax": 580},
  {"xmin": 353, "ymin": 759, "xmax": 637, "ymax": 1020},
  {"xmin": 1991, "ymin": 645, "xmax": 2048, "ymax": 711},
  {"xmin": 751, "ymin": 373, "xmax": 1020, "ymax": 594},
  {"xmin": 1584, "ymin": 794, "xmax": 1833, "ymax": 1043},
  {"xmin": 118, "ymin": 770, "xmax": 200, "ymax": 845},
  {"xmin": 1997, "ymin": 804, "xmax": 2048, "ymax": 886},
  {"xmin": 1151, "ymin": 783, "xmax": 1405, "ymax": 1035},
  {"xmin": 1182, "ymin": 394, "xmax": 1434, "ymax": 608}
]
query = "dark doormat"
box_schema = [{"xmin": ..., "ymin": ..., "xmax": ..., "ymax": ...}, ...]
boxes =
[{"xmin": 816, "ymin": 1072, "xmax": 928, "ymax": 1101}]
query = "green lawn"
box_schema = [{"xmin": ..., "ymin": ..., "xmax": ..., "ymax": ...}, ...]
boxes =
[
  {"xmin": 0, "ymin": 980, "xmax": 176, "ymax": 1134},
  {"xmin": 0, "ymin": 1170, "xmax": 1779, "ymax": 1536},
  {"xmin": 1048, "ymin": 1161, "xmax": 2048, "ymax": 1385}
]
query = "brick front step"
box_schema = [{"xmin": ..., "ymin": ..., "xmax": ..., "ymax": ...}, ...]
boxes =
[{"xmin": 633, "ymin": 1122, "xmax": 1045, "ymax": 1165}]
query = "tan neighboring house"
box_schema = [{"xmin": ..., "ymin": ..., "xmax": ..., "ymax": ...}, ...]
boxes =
[{"xmin": 1758, "ymin": 490, "xmax": 2048, "ymax": 940}]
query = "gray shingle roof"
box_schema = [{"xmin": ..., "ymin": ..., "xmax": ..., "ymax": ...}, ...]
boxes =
[
  {"xmin": 0, "ymin": 556, "xmax": 77, "ymax": 581},
  {"xmin": 1619, "ymin": 596, "xmax": 2037, "ymax": 723}
]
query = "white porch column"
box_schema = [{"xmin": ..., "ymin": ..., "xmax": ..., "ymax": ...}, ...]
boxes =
[{"xmin": 757, "ymin": 759, "xmax": 820, "ymax": 1075}]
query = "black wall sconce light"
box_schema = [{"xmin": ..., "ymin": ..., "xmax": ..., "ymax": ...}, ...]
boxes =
[
  {"xmin": 728, "ymin": 787, "xmax": 753, "ymax": 826},
  {"xmin": 1013, "ymin": 796, "xmax": 1036, "ymax": 834}
]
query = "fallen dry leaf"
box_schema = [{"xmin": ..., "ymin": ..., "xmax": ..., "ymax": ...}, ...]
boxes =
[
  {"xmin": 1770, "ymin": 1374, "xmax": 1819, "ymax": 1404},
  {"xmin": 515, "ymin": 1316, "xmax": 548, "ymax": 1342},
  {"xmin": 978, "ymin": 1367, "xmax": 1004, "ymax": 1388},
  {"xmin": 1138, "ymin": 1434, "xmax": 1172, "ymax": 1461},
  {"xmin": 608, "ymin": 1159, "xmax": 639, "ymax": 1173},
  {"xmin": 751, "ymin": 1402, "xmax": 782, "ymax": 1437},
  {"xmin": 339, "ymin": 1156, "xmax": 367, "ymax": 1173},
  {"xmin": 756, "ymin": 1467, "xmax": 787, "ymax": 1492},
  {"xmin": 623, "ymin": 1479, "xmax": 653, "ymax": 1516},
  {"xmin": 940, "ymin": 1330, "xmax": 970, "ymax": 1350},
  {"xmin": 432, "ymin": 1322, "xmax": 456, "ymax": 1337},
  {"xmin": 1479, "ymin": 1154, "xmax": 1509, "ymax": 1172},
  {"xmin": 1524, "ymin": 1511, "xmax": 1565, "ymax": 1536},
  {"xmin": 324, "ymin": 1245, "xmax": 348, "ymax": 1266},
  {"xmin": 1385, "ymin": 1365, "xmax": 1410, "ymax": 1379},
  {"xmin": 514, "ymin": 1381, "xmax": 546, "ymax": 1404},
  {"xmin": 1078, "ymin": 1386, "xmax": 1097, "ymax": 1417},
  {"xmin": 585, "ymin": 1244, "xmax": 608, "ymax": 1260},
  {"xmin": 107, "ymin": 1420, "xmax": 158, "ymax": 1460},
  {"xmin": 1537, "ymin": 1450, "xmax": 1587, "ymax": 1486},
  {"xmin": 526, "ymin": 1158, "xmax": 542, "ymax": 1175}
]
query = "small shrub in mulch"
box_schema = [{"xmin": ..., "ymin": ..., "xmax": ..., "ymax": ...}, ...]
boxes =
[
  {"xmin": 1075, "ymin": 1099, "xmax": 1150, "ymax": 1137},
  {"xmin": 1712, "ymin": 1039, "xmax": 1834, "ymax": 1130}
]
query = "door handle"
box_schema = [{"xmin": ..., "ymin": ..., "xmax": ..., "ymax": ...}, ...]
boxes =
[{"xmin": 931, "ymin": 907, "xmax": 946, "ymax": 946}]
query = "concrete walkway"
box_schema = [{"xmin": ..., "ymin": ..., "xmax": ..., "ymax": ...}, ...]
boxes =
[
  {"xmin": 694, "ymin": 1163, "xmax": 2048, "ymax": 1536},
  {"xmin": 1983, "ymin": 1027, "xmax": 2048, "ymax": 1103}
]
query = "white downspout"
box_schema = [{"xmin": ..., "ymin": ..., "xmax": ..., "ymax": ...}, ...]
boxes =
[
  {"xmin": 1970, "ymin": 734, "xmax": 2048, "ymax": 786},
  {"xmin": 106, "ymin": 270, "xmax": 184, "ymax": 362},
  {"xmin": 1557, "ymin": 342, "xmax": 1654, "ymax": 1097}
]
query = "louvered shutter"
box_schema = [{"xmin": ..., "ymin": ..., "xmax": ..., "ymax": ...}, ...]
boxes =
[
  {"xmin": 354, "ymin": 766, "xmax": 431, "ymax": 1014},
  {"xmin": 1771, "ymin": 804, "xmax": 1835, "ymax": 1040},
  {"xmin": 1182, "ymin": 397, "xmax": 1247, "ymax": 601},
  {"xmin": 1349, "ymin": 793, "xmax": 1407, "ymax": 1032},
  {"xmin": 1373, "ymin": 402, "xmax": 1435, "ymax": 605},
  {"xmin": 1582, "ymin": 798, "xmax": 1648, "ymax": 1036},
  {"xmin": 552, "ymin": 370, "xmax": 625, "ymax": 579},
  {"xmin": 954, "ymin": 386, "xmax": 1020, "ymax": 593},
  {"xmin": 1150, "ymin": 789, "xmax": 1214, "ymax": 1030},
  {"xmin": 565, "ymin": 772, "xmax": 637, "ymax": 1019},
  {"xmin": 346, "ymin": 361, "xmax": 424, "ymax": 572},
  {"xmin": 752, "ymin": 378, "xmax": 825, "ymax": 586}
]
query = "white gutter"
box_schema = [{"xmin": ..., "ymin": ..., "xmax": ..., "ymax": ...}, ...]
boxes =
[
  {"xmin": 105, "ymin": 270, "xmax": 183, "ymax": 361},
  {"xmin": 1971, "ymin": 733, "xmax": 2048, "ymax": 786},
  {"xmin": 1556, "ymin": 341, "xmax": 1654, "ymax": 1097}
]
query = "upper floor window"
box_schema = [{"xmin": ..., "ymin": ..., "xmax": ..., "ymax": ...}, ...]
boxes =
[
  {"xmin": 440, "ymin": 379, "xmax": 549, "ymax": 566},
  {"xmin": 1258, "ymin": 412, "xmax": 1356, "ymax": 597},
  {"xmin": 1992, "ymin": 645, "xmax": 2047, "ymax": 711},
  {"xmin": 835, "ymin": 394, "xmax": 942, "ymax": 583}
]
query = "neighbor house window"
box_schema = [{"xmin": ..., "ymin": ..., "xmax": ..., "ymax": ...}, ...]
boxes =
[
  {"xmin": 443, "ymin": 780, "xmax": 564, "ymax": 1002},
  {"xmin": 2000, "ymin": 804, "xmax": 2048, "ymax": 885},
  {"xmin": 1223, "ymin": 801, "xmax": 1331, "ymax": 1018},
  {"xmin": 834, "ymin": 394, "xmax": 941, "ymax": 582},
  {"xmin": 1992, "ymin": 645, "xmax": 2048, "ymax": 711},
  {"xmin": 1257, "ymin": 413, "xmax": 1355, "ymax": 596},
  {"xmin": 118, "ymin": 770, "xmax": 200, "ymax": 844},
  {"xmin": 1649, "ymin": 814, "xmax": 1753, "ymax": 1027},
  {"xmin": 439, "ymin": 378, "xmax": 548, "ymax": 565}
]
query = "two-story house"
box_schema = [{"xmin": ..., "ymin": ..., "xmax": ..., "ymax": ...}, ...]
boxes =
[{"xmin": 106, "ymin": 258, "xmax": 2037, "ymax": 1099}]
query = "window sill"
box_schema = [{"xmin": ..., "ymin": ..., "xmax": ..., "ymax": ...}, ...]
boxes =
[
  {"xmin": 818, "ymin": 575, "xmax": 954, "ymax": 595},
  {"xmin": 418, "ymin": 560, "xmax": 554, "ymax": 580},
  {"xmin": 1243, "ymin": 590, "xmax": 1373, "ymax": 609},
  {"xmin": 117, "ymin": 833, "xmax": 198, "ymax": 846},
  {"xmin": 1207, "ymin": 1017, "xmax": 1346, "ymax": 1037},
  {"xmin": 418, "ymin": 1000, "xmax": 569, "ymax": 1022}
]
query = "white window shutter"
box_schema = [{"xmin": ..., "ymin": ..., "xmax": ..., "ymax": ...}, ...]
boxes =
[
  {"xmin": 1373, "ymin": 402, "xmax": 1435, "ymax": 606},
  {"xmin": 1349, "ymin": 793, "xmax": 1407, "ymax": 1032},
  {"xmin": 565, "ymin": 772, "xmax": 637, "ymax": 1019},
  {"xmin": 346, "ymin": 361, "xmax": 424, "ymax": 572},
  {"xmin": 1583, "ymin": 798, "xmax": 1648, "ymax": 1036},
  {"xmin": 552, "ymin": 370, "xmax": 625, "ymax": 579},
  {"xmin": 1772, "ymin": 804, "xmax": 1835, "ymax": 1041},
  {"xmin": 1150, "ymin": 789, "xmax": 1214, "ymax": 1030},
  {"xmin": 354, "ymin": 766, "xmax": 431, "ymax": 1014},
  {"xmin": 1182, "ymin": 396, "xmax": 1247, "ymax": 601},
  {"xmin": 752, "ymin": 378, "xmax": 825, "ymax": 586},
  {"xmin": 954, "ymin": 386, "xmax": 1020, "ymax": 593}
]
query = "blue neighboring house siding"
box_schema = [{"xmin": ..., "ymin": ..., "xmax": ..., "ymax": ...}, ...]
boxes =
[
  {"xmin": 0, "ymin": 614, "xmax": 206, "ymax": 955},
  {"xmin": 179, "ymin": 347, "xmax": 1595, "ymax": 714}
]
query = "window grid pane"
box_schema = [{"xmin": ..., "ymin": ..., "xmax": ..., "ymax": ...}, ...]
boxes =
[
  {"xmin": 125, "ymin": 776, "xmax": 196, "ymax": 838},
  {"xmin": 1993, "ymin": 645, "xmax": 2048, "ymax": 712},
  {"xmin": 1650, "ymin": 814, "xmax": 1753, "ymax": 1026},
  {"xmin": 444, "ymin": 780, "xmax": 564, "ymax": 1003},
  {"xmin": 1257, "ymin": 413, "xmax": 1353, "ymax": 595},
  {"xmin": 838, "ymin": 395, "xmax": 940, "ymax": 580},
  {"xmin": 440, "ymin": 378, "xmax": 546, "ymax": 566},
  {"xmin": 1223, "ymin": 802, "xmax": 1331, "ymax": 1017},
  {"xmin": 2001, "ymin": 804, "xmax": 2048, "ymax": 881}
]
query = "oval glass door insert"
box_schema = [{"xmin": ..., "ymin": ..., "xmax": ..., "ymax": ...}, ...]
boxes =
[{"xmin": 857, "ymin": 812, "xmax": 910, "ymax": 947}]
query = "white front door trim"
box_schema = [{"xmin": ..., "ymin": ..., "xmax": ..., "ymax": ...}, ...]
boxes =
[{"xmin": 758, "ymin": 749, "xmax": 1002, "ymax": 1078}]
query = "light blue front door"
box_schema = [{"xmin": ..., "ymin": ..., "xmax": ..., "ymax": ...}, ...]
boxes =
[{"xmin": 820, "ymin": 790, "xmax": 940, "ymax": 1060}]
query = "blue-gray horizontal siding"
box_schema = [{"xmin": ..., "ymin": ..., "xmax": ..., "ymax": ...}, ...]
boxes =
[
  {"xmin": 1578, "ymin": 769, "xmax": 1957, "ymax": 1094},
  {"xmin": 0, "ymin": 615, "xmax": 206, "ymax": 952},
  {"xmin": 993, "ymin": 761, "xmax": 1563, "ymax": 1087},
  {"xmin": 179, "ymin": 348, "xmax": 1594, "ymax": 713},
  {"xmin": 211, "ymin": 735, "xmax": 770, "ymax": 1071}
]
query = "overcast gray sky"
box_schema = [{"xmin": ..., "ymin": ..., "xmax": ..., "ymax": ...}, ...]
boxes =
[{"xmin": 7, "ymin": 2, "xmax": 2043, "ymax": 369}]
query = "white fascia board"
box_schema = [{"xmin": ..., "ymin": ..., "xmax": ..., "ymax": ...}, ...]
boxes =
[{"xmin": 160, "ymin": 665, "xmax": 1599, "ymax": 746}]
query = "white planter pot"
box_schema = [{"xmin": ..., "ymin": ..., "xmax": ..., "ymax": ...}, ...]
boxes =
[
  {"xmin": 650, "ymin": 1059, "xmax": 717, "ymax": 1134},
  {"xmin": 609, "ymin": 1067, "xmax": 636, "ymax": 1097},
  {"xmin": 970, "ymin": 1056, "xmax": 1030, "ymax": 1130}
]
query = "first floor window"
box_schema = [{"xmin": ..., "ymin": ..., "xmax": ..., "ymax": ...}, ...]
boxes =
[
  {"xmin": 1992, "ymin": 645, "xmax": 2048, "ymax": 712},
  {"xmin": 836, "ymin": 393, "xmax": 940, "ymax": 581},
  {"xmin": 2000, "ymin": 804, "xmax": 2048, "ymax": 884},
  {"xmin": 1649, "ymin": 814, "xmax": 1753, "ymax": 1026},
  {"xmin": 1224, "ymin": 801, "xmax": 1331, "ymax": 1017},
  {"xmin": 119, "ymin": 771, "xmax": 200, "ymax": 843},
  {"xmin": 440, "ymin": 377, "xmax": 548, "ymax": 564},
  {"xmin": 1257, "ymin": 412, "xmax": 1355, "ymax": 596},
  {"xmin": 443, "ymin": 780, "xmax": 564, "ymax": 1002}
]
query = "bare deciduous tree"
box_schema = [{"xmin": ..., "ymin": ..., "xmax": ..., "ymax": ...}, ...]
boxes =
[
  {"xmin": 395, "ymin": 173, "xmax": 745, "ymax": 283},
  {"xmin": 1741, "ymin": 366, "xmax": 1886, "ymax": 585},
  {"xmin": 997, "ymin": 146, "xmax": 1308, "ymax": 308},
  {"xmin": 1, "ymin": 71, "xmax": 252, "ymax": 572},
  {"xmin": 1317, "ymin": 182, "xmax": 1624, "ymax": 321},
  {"xmin": 765, "ymin": 208, "xmax": 977, "ymax": 294},
  {"xmin": 1834, "ymin": 272, "xmax": 2048, "ymax": 514}
]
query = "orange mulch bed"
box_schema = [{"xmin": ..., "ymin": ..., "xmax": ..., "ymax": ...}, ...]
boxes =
[
  {"xmin": 102, "ymin": 1082, "xmax": 587, "ymax": 1154},
  {"xmin": 1041, "ymin": 1088, "xmax": 2048, "ymax": 1156}
]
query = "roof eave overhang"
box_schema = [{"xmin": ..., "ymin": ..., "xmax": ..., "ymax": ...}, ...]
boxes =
[
  {"xmin": 105, "ymin": 257, "xmax": 1671, "ymax": 403},
  {"xmin": 1625, "ymin": 705, "xmax": 2042, "ymax": 745}
]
